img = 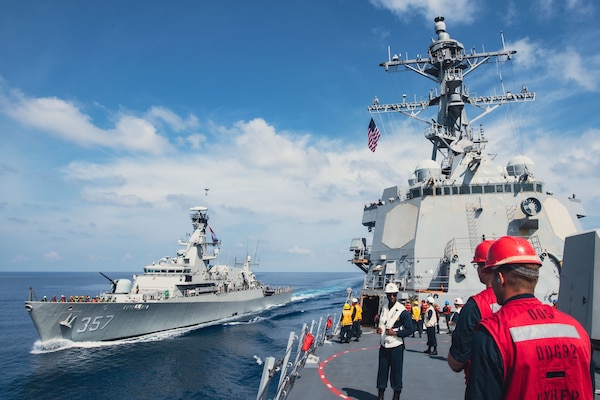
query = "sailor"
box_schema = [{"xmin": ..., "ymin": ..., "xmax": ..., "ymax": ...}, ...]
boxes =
[
  {"xmin": 376, "ymin": 282, "xmax": 414, "ymax": 400},
  {"xmin": 423, "ymin": 296, "xmax": 438, "ymax": 355},
  {"xmin": 410, "ymin": 300, "xmax": 422, "ymax": 338},
  {"xmin": 465, "ymin": 236, "xmax": 594, "ymax": 399},
  {"xmin": 339, "ymin": 303, "xmax": 353, "ymax": 343},
  {"xmin": 350, "ymin": 297, "xmax": 362, "ymax": 341},
  {"xmin": 447, "ymin": 297, "xmax": 464, "ymax": 334},
  {"xmin": 442, "ymin": 300, "xmax": 452, "ymax": 330},
  {"xmin": 447, "ymin": 239, "xmax": 497, "ymax": 379}
]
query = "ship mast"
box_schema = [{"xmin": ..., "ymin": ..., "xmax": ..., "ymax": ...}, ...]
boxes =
[{"xmin": 369, "ymin": 16, "xmax": 535, "ymax": 177}]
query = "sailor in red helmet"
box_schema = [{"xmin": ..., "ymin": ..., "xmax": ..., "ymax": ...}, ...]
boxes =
[
  {"xmin": 448, "ymin": 239, "xmax": 498, "ymax": 378},
  {"xmin": 465, "ymin": 236, "xmax": 594, "ymax": 399}
]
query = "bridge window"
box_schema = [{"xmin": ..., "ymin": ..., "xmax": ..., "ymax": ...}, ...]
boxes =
[
  {"xmin": 484, "ymin": 185, "xmax": 495, "ymax": 193},
  {"xmin": 471, "ymin": 185, "xmax": 483, "ymax": 194},
  {"xmin": 459, "ymin": 186, "xmax": 470, "ymax": 195}
]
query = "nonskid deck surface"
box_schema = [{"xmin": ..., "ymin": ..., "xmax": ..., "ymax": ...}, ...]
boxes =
[
  {"xmin": 286, "ymin": 329, "xmax": 464, "ymax": 400},
  {"xmin": 286, "ymin": 329, "xmax": 600, "ymax": 400}
]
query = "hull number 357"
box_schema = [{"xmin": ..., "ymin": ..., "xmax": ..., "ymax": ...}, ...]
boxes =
[{"xmin": 76, "ymin": 315, "xmax": 115, "ymax": 333}]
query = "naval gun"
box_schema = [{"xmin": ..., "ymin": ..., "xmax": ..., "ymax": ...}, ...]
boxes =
[{"xmin": 100, "ymin": 272, "xmax": 132, "ymax": 294}]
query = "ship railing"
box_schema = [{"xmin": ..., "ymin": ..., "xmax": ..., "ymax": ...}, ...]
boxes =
[{"xmin": 256, "ymin": 314, "xmax": 338, "ymax": 400}]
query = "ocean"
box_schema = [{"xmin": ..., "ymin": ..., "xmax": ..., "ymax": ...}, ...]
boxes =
[{"xmin": 0, "ymin": 271, "xmax": 364, "ymax": 400}]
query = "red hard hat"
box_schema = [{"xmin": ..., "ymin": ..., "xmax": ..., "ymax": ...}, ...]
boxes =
[
  {"xmin": 485, "ymin": 236, "xmax": 542, "ymax": 268},
  {"xmin": 472, "ymin": 240, "xmax": 495, "ymax": 263}
]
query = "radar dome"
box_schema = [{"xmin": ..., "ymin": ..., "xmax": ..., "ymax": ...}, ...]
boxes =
[
  {"xmin": 414, "ymin": 160, "xmax": 442, "ymax": 182},
  {"xmin": 506, "ymin": 156, "xmax": 535, "ymax": 177}
]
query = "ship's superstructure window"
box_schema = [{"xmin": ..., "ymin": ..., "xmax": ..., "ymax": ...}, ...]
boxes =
[{"xmin": 402, "ymin": 180, "xmax": 544, "ymax": 200}]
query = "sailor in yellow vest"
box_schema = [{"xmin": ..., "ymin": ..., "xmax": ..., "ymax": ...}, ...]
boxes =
[
  {"xmin": 339, "ymin": 303, "xmax": 353, "ymax": 343},
  {"xmin": 411, "ymin": 300, "xmax": 422, "ymax": 338},
  {"xmin": 351, "ymin": 297, "xmax": 362, "ymax": 341}
]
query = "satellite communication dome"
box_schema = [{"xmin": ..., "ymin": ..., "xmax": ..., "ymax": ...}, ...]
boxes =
[
  {"xmin": 506, "ymin": 155, "xmax": 535, "ymax": 177},
  {"xmin": 414, "ymin": 160, "xmax": 442, "ymax": 182}
]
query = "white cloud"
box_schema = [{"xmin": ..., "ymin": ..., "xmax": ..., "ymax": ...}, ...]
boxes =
[
  {"xmin": 43, "ymin": 251, "xmax": 62, "ymax": 261},
  {"xmin": 286, "ymin": 245, "xmax": 312, "ymax": 255},
  {"xmin": 0, "ymin": 87, "xmax": 172, "ymax": 154},
  {"xmin": 145, "ymin": 106, "xmax": 199, "ymax": 132},
  {"xmin": 369, "ymin": 0, "xmax": 480, "ymax": 24}
]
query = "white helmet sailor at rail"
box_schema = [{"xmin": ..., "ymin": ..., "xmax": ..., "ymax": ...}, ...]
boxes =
[{"xmin": 349, "ymin": 16, "xmax": 585, "ymax": 326}]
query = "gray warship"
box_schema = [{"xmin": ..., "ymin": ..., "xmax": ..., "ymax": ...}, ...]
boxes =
[
  {"xmin": 348, "ymin": 16, "xmax": 586, "ymax": 326},
  {"xmin": 256, "ymin": 17, "xmax": 600, "ymax": 400},
  {"xmin": 25, "ymin": 206, "xmax": 292, "ymax": 343}
]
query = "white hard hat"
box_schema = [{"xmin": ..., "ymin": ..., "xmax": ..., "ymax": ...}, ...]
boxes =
[
  {"xmin": 454, "ymin": 297, "xmax": 464, "ymax": 305},
  {"xmin": 426, "ymin": 296, "xmax": 435, "ymax": 304},
  {"xmin": 384, "ymin": 283, "xmax": 399, "ymax": 293},
  {"xmin": 351, "ymin": 297, "xmax": 358, "ymax": 303}
]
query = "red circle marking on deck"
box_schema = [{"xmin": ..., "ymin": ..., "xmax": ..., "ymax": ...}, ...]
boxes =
[{"xmin": 317, "ymin": 345, "xmax": 379, "ymax": 398}]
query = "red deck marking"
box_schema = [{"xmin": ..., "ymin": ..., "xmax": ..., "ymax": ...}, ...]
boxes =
[{"xmin": 317, "ymin": 345, "xmax": 379, "ymax": 398}]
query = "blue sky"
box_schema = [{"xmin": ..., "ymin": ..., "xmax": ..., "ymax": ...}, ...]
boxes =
[{"xmin": 1, "ymin": 0, "xmax": 599, "ymax": 273}]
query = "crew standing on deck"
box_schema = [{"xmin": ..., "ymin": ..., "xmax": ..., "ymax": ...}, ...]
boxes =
[
  {"xmin": 376, "ymin": 283, "xmax": 414, "ymax": 400},
  {"xmin": 423, "ymin": 296, "xmax": 438, "ymax": 355},
  {"xmin": 411, "ymin": 300, "xmax": 422, "ymax": 338},
  {"xmin": 351, "ymin": 297, "xmax": 362, "ymax": 341},
  {"xmin": 447, "ymin": 297, "xmax": 464, "ymax": 334},
  {"xmin": 339, "ymin": 303, "xmax": 353, "ymax": 343},
  {"xmin": 466, "ymin": 236, "xmax": 594, "ymax": 399},
  {"xmin": 447, "ymin": 239, "xmax": 497, "ymax": 378}
]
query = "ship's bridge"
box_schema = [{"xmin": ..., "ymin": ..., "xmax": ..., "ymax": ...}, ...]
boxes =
[{"xmin": 408, "ymin": 180, "xmax": 544, "ymax": 200}]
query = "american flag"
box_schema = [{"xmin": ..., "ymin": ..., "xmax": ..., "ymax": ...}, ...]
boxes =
[{"xmin": 367, "ymin": 118, "xmax": 380, "ymax": 152}]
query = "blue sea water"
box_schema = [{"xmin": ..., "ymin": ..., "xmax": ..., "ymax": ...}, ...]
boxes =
[{"xmin": 0, "ymin": 271, "xmax": 363, "ymax": 400}]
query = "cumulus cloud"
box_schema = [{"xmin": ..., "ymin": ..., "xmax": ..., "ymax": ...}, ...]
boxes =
[{"xmin": 0, "ymin": 87, "xmax": 173, "ymax": 154}]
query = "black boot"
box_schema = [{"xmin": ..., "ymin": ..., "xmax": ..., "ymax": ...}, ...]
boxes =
[
  {"xmin": 424, "ymin": 347, "xmax": 431, "ymax": 354},
  {"xmin": 430, "ymin": 347, "xmax": 438, "ymax": 356},
  {"xmin": 378, "ymin": 389, "xmax": 385, "ymax": 400},
  {"xmin": 393, "ymin": 391, "xmax": 401, "ymax": 400}
]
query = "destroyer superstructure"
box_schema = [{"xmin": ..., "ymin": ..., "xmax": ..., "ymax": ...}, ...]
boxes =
[
  {"xmin": 25, "ymin": 206, "xmax": 292, "ymax": 343},
  {"xmin": 350, "ymin": 17, "xmax": 586, "ymax": 325}
]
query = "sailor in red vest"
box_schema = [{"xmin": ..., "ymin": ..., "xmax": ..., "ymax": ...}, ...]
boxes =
[
  {"xmin": 448, "ymin": 239, "xmax": 497, "ymax": 378},
  {"xmin": 466, "ymin": 236, "xmax": 594, "ymax": 399}
]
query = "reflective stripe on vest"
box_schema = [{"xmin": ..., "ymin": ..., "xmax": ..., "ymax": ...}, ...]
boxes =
[{"xmin": 510, "ymin": 323, "xmax": 580, "ymax": 342}]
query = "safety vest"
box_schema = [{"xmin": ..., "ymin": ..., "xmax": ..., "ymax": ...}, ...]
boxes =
[
  {"xmin": 471, "ymin": 286, "xmax": 500, "ymax": 320},
  {"xmin": 424, "ymin": 306, "xmax": 437, "ymax": 328},
  {"xmin": 411, "ymin": 306, "xmax": 421, "ymax": 321},
  {"xmin": 480, "ymin": 296, "xmax": 592, "ymax": 400},
  {"xmin": 352, "ymin": 304, "xmax": 362, "ymax": 321},
  {"xmin": 379, "ymin": 301, "xmax": 406, "ymax": 348},
  {"xmin": 341, "ymin": 308, "xmax": 353, "ymax": 327}
]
